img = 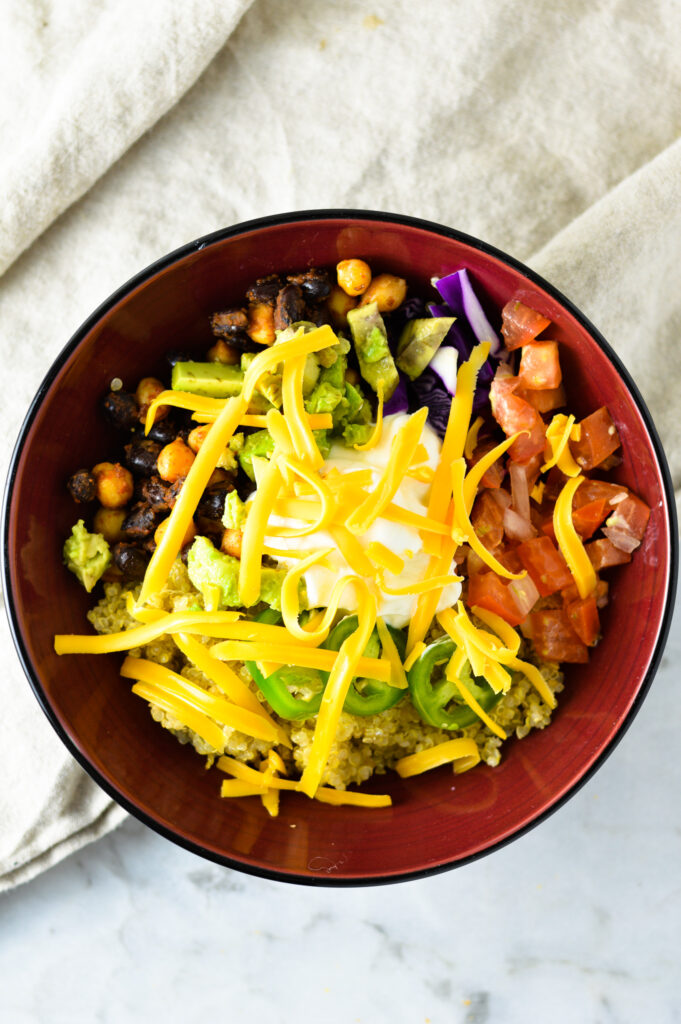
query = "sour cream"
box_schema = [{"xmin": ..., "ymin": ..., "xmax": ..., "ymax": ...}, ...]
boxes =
[{"xmin": 262, "ymin": 413, "xmax": 461, "ymax": 627}]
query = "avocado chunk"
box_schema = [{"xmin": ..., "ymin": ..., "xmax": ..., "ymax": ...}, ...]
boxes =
[
  {"xmin": 63, "ymin": 520, "xmax": 111, "ymax": 592},
  {"xmin": 221, "ymin": 491, "xmax": 248, "ymax": 531},
  {"xmin": 238, "ymin": 429, "xmax": 275, "ymax": 481},
  {"xmin": 171, "ymin": 361, "xmax": 244, "ymax": 398},
  {"xmin": 396, "ymin": 317, "xmax": 456, "ymax": 380},
  {"xmin": 186, "ymin": 535, "xmax": 288, "ymax": 610},
  {"xmin": 346, "ymin": 302, "xmax": 399, "ymax": 399}
]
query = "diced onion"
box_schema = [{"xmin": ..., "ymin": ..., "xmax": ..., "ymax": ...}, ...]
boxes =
[
  {"xmin": 602, "ymin": 526, "xmax": 640, "ymax": 553},
  {"xmin": 509, "ymin": 462, "xmax": 531, "ymax": 520},
  {"xmin": 503, "ymin": 507, "xmax": 537, "ymax": 541},
  {"xmin": 488, "ymin": 487, "xmax": 512, "ymax": 511},
  {"xmin": 508, "ymin": 575, "xmax": 540, "ymax": 618}
]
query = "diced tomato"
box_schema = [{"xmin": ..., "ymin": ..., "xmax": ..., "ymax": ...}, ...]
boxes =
[
  {"xmin": 572, "ymin": 498, "xmax": 610, "ymax": 539},
  {"xmin": 471, "ymin": 490, "xmax": 505, "ymax": 552},
  {"xmin": 517, "ymin": 536, "xmax": 573, "ymax": 596},
  {"xmin": 518, "ymin": 341, "xmax": 562, "ymax": 390},
  {"xmin": 570, "ymin": 407, "xmax": 621, "ymax": 470},
  {"xmin": 543, "ymin": 466, "xmax": 568, "ymax": 502},
  {"xmin": 604, "ymin": 494, "xmax": 650, "ymax": 542},
  {"xmin": 501, "ymin": 300, "xmax": 552, "ymax": 350},
  {"xmin": 469, "ymin": 437, "xmax": 506, "ymax": 489},
  {"xmin": 573, "ymin": 479, "xmax": 628, "ymax": 509},
  {"xmin": 585, "ymin": 538, "xmax": 632, "ymax": 571},
  {"xmin": 565, "ymin": 596, "xmax": 600, "ymax": 646},
  {"xmin": 489, "ymin": 373, "xmax": 546, "ymax": 463},
  {"xmin": 561, "ymin": 583, "xmax": 580, "ymax": 605},
  {"xmin": 540, "ymin": 518, "xmax": 556, "ymax": 542},
  {"xmin": 495, "ymin": 546, "xmax": 524, "ymax": 574},
  {"xmin": 527, "ymin": 609, "xmax": 590, "ymax": 663},
  {"xmin": 467, "ymin": 573, "xmax": 525, "ymax": 627},
  {"xmin": 518, "ymin": 384, "xmax": 566, "ymax": 413}
]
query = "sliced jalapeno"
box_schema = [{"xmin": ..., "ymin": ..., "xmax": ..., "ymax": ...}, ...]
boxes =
[{"xmin": 407, "ymin": 636, "xmax": 503, "ymax": 729}]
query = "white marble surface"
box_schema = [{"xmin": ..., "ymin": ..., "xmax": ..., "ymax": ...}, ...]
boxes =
[{"xmin": 2, "ymin": 593, "xmax": 680, "ymax": 1024}]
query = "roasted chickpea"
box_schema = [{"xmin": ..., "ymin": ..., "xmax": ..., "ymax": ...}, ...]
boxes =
[
  {"xmin": 154, "ymin": 516, "xmax": 196, "ymax": 548},
  {"xmin": 187, "ymin": 424, "xmax": 211, "ymax": 454},
  {"xmin": 135, "ymin": 377, "xmax": 168, "ymax": 423},
  {"xmin": 93, "ymin": 506, "xmax": 127, "ymax": 543},
  {"xmin": 221, "ymin": 528, "xmax": 243, "ymax": 559},
  {"xmin": 326, "ymin": 284, "xmax": 357, "ymax": 328},
  {"xmin": 358, "ymin": 273, "xmax": 407, "ymax": 312},
  {"xmin": 207, "ymin": 339, "xmax": 240, "ymax": 365},
  {"xmin": 91, "ymin": 462, "xmax": 134, "ymax": 509},
  {"xmin": 336, "ymin": 258, "xmax": 372, "ymax": 297},
  {"xmin": 246, "ymin": 301, "xmax": 275, "ymax": 346},
  {"xmin": 157, "ymin": 438, "xmax": 195, "ymax": 483}
]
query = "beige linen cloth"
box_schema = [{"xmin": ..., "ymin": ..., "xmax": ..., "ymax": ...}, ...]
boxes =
[{"xmin": 1, "ymin": 0, "xmax": 680, "ymax": 892}]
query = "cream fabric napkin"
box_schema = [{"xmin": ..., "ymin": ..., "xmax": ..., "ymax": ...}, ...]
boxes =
[{"xmin": 1, "ymin": 0, "xmax": 680, "ymax": 891}]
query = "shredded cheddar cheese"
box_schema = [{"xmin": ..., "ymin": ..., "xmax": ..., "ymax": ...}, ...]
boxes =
[
  {"xmin": 553, "ymin": 475, "xmax": 597, "ymax": 599},
  {"xmin": 395, "ymin": 738, "xmax": 480, "ymax": 777}
]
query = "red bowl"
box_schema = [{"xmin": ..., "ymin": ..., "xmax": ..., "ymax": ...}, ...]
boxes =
[{"xmin": 2, "ymin": 211, "xmax": 677, "ymax": 885}]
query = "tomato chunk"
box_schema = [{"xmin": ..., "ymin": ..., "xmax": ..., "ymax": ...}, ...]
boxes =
[
  {"xmin": 517, "ymin": 536, "xmax": 573, "ymax": 596},
  {"xmin": 469, "ymin": 437, "xmax": 506, "ymax": 489},
  {"xmin": 518, "ymin": 341, "xmax": 562, "ymax": 390},
  {"xmin": 518, "ymin": 384, "xmax": 566, "ymax": 413},
  {"xmin": 585, "ymin": 538, "xmax": 632, "ymax": 570},
  {"xmin": 570, "ymin": 407, "xmax": 621, "ymax": 470},
  {"xmin": 566, "ymin": 596, "xmax": 600, "ymax": 646},
  {"xmin": 604, "ymin": 494, "xmax": 650, "ymax": 542},
  {"xmin": 501, "ymin": 300, "xmax": 551, "ymax": 350},
  {"xmin": 528, "ymin": 609, "xmax": 590, "ymax": 662},
  {"xmin": 467, "ymin": 573, "xmax": 525, "ymax": 627},
  {"xmin": 489, "ymin": 373, "xmax": 546, "ymax": 463},
  {"xmin": 471, "ymin": 490, "xmax": 505, "ymax": 552},
  {"xmin": 572, "ymin": 498, "xmax": 610, "ymax": 539}
]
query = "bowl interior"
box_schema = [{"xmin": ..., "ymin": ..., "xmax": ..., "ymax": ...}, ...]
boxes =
[{"xmin": 4, "ymin": 214, "xmax": 675, "ymax": 883}]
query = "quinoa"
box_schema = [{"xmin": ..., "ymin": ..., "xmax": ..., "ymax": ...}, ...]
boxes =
[{"xmin": 88, "ymin": 562, "xmax": 564, "ymax": 790}]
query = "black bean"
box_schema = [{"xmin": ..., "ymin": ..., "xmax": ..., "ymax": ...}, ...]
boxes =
[
  {"xmin": 210, "ymin": 309, "xmax": 249, "ymax": 337},
  {"xmin": 147, "ymin": 419, "xmax": 180, "ymax": 445},
  {"xmin": 274, "ymin": 283, "xmax": 306, "ymax": 332},
  {"xmin": 124, "ymin": 439, "xmax": 162, "ymax": 476},
  {"xmin": 67, "ymin": 470, "xmax": 96, "ymax": 503},
  {"xmin": 196, "ymin": 482, "xmax": 234, "ymax": 520},
  {"xmin": 140, "ymin": 475, "xmax": 172, "ymax": 511},
  {"xmin": 245, "ymin": 274, "xmax": 282, "ymax": 306},
  {"xmin": 288, "ymin": 268, "xmax": 331, "ymax": 303},
  {"xmin": 122, "ymin": 502, "xmax": 161, "ymax": 538},
  {"xmin": 112, "ymin": 542, "xmax": 149, "ymax": 580},
  {"xmin": 102, "ymin": 391, "xmax": 139, "ymax": 431}
]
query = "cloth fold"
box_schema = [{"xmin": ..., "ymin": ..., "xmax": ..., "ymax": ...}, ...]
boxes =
[{"xmin": 1, "ymin": 0, "xmax": 680, "ymax": 892}]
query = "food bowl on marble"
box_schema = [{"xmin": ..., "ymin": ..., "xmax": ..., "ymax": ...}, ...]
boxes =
[{"xmin": 2, "ymin": 210, "xmax": 677, "ymax": 885}]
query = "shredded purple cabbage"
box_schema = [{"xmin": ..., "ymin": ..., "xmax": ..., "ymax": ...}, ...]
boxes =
[
  {"xmin": 409, "ymin": 369, "xmax": 452, "ymax": 436},
  {"xmin": 435, "ymin": 269, "xmax": 503, "ymax": 356},
  {"xmin": 383, "ymin": 374, "xmax": 409, "ymax": 416}
]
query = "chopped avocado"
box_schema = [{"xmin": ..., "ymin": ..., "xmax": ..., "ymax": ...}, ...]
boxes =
[
  {"xmin": 171, "ymin": 361, "xmax": 244, "ymax": 398},
  {"xmin": 305, "ymin": 380, "xmax": 344, "ymax": 415},
  {"xmin": 240, "ymin": 352, "xmax": 282, "ymax": 408},
  {"xmin": 313, "ymin": 429, "xmax": 331, "ymax": 461},
  {"xmin": 302, "ymin": 353, "xmax": 320, "ymax": 396},
  {"xmin": 187, "ymin": 536, "xmax": 288, "ymax": 610},
  {"xmin": 238, "ymin": 429, "xmax": 275, "ymax": 481},
  {"xmin": 342, "ymin": 422, "xmax": 374, "ymax": 447},
  {"xmin": 347, "ymin": 302, "xmax": 399, "ymax": 400},
  {"xmin": 396, "ymin": 317, "xmax": 455, "ymax": 380},
  {"xmin": 63, "ymin": 520, "xmax": 111, "ymax": 593},
  {"xmin": 222, "ymin": 491, "xmax": 247, "ymax": 530}
]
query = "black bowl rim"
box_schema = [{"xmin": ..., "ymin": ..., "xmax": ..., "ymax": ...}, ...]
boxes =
[{"xmin": 2, "ymin": 208, "xmax": 678, "ymax": 887}]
